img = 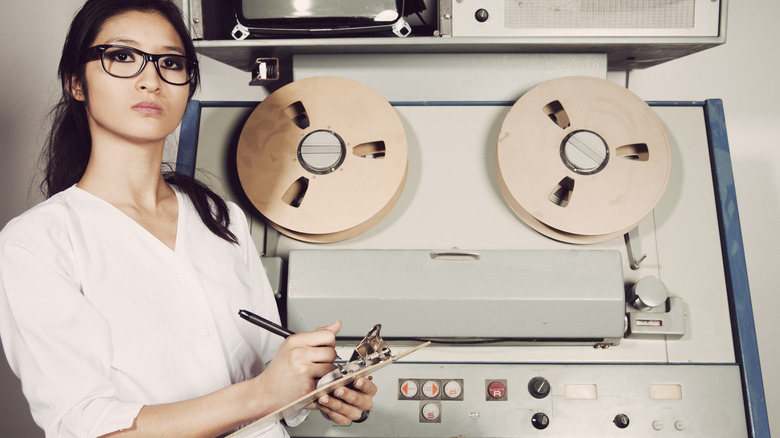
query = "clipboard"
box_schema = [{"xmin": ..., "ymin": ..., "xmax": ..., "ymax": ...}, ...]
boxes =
[{"xmin": 228, "ymin": 341, "xmax": 430, "ymax": 437}]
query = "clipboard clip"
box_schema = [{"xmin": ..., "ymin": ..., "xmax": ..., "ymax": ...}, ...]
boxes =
[
  {"xmin": 349, "ymin": 324, "xmax": 391, "ymax": 365},
  {"xmin": 317, "ymin": 324, "xmax": 392, "ymax": 388}
]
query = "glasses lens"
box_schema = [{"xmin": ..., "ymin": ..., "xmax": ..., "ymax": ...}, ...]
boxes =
[
  {"xmin": 102, "ymin": 46, "xmax": 144, "ymax": 78},
  {"xmin": 157, "ymin": 55, "xmax": 192, "ymax": 85}
]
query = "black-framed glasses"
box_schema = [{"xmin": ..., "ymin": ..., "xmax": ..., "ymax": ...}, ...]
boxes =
[{"xmin": 86, "ymin": 44, "xmax": 197, "ymax": 86}]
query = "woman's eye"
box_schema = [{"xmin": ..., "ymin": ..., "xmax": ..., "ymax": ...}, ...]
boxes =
[
  {"xmin": 108, "ymin": 49, "xmax": 136, "ymax": 63},
  {"xmin": 161, "ymin": 57, "xmax": 185, "ymax": 71}
]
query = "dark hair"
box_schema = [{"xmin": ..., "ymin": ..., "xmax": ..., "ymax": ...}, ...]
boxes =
[{"xmin": 41, "ymin": 0, "xmax": 236, "ymax": 244}]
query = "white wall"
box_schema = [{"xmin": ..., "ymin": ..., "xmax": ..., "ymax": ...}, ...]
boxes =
[
  {"xmin": 0, "ymin": 1, "xmax": 776, "ymax": 436},
  {"xmin": 0, "ymin": 1, "xmax": 82, "ymax": 435}
]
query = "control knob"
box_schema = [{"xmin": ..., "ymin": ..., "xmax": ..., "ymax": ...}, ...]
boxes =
[
  {"xmin": 528, "ymin": 377, "xmax": 551, "ymax": 399},
  {"xmin": 627, "ymin": 276, "xmax": 668, "ymax": 311},
  {"xmin": 614, "ymin": 413, "xmax": 630, "ymax": 429},
  {"xmin": 531, "ymin": 412, "xmax": 550, "ymax": 430}
]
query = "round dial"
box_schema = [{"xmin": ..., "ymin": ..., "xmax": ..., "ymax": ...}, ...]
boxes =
[
  {"xmin": 528, "ymin": 377, "xmax": 551, "ymax": 399},
  {"xmin": 532, "ymin": 412, "xmax": 550, "ymax": 430}
]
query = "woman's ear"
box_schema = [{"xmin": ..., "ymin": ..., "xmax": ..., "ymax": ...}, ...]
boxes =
[{"xmin": 68, "ymin": 76, "xmax": 85, "ymax": 102}]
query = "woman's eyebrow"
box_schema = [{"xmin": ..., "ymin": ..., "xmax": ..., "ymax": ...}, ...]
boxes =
[
  {"xmin": 105, "ymin": 37, "xmax": 139, "ymax": 46},
  {"xmin": 104, "ymin": 37, "xmax": 185, "ymax": 55},
  {"xmin": 163, "ymin": 45, "xmax": 185, "ymax": 55}
]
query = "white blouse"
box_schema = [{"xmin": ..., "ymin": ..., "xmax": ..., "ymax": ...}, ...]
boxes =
[{"xmin": 0, "ymin": 186, "xmax": 305, "ymax": 437}]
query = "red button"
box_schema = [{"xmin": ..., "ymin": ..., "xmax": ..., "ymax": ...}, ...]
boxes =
[{"xmin": 488, "ymin": 381, "xmax": 506, "ymax": 399}]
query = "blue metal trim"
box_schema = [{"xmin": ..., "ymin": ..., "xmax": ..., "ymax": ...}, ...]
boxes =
[
  {"xmin": 389, "ymin": 100, "xmax": 516, "ymax": 107},
  {"xmin": 647, "ymin": 100, "xmax": 706, "ymax": 107},
  {"xmin": 366, "ymin": 360, "xmax": 743, "ymax": 366},
  {"xmin": 704, "ymin": 98, "xmax": 770, "ymax": 438},
  {"xmin": 176, "ymin": 100, "xmax": 203, "ymax": 177},
  {"xmin": 388, "ymin": 100, "xmax": 707, "ymax": 108},
  {"xmin": 186, "ymin": 100, "xmax": 697, "ymax": 109},
  {"xmin": 196, "ymin": 101, "xmax": 259, "ymax": 108}
]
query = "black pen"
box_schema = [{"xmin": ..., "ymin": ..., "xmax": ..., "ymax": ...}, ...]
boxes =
[
  {"xmin": 238, "ymin": 309, "xmax": 295, "ymax": 338},
  {"xmin": 239, "ymin": 309, "xmax": 344, "ymax": 361}
]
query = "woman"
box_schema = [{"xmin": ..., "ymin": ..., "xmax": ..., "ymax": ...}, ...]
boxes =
[{"xmin": 0, "ymin": 0, "xmax": 376, "ymax": 437}]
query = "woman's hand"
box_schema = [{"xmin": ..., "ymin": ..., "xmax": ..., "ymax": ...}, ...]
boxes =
[
  {"xmin": 316, "ymin": 376, "xmax": 378, "ymax": 425},
  {"xmin": 254, "ymin": 321, "xmax": 342, "ymax": 409},
  {"xmin": 252, "ymin": 321, "xmax": 379, "ymax": 425}
]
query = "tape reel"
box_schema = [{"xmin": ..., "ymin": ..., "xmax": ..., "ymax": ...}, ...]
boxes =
[
  {"xmin": 236, "ymin": 76, "xmax": 408, "ymax": 243},
  {"xmin": 496, "ymin": 76, "xmax": 671, "ymax": 243}
]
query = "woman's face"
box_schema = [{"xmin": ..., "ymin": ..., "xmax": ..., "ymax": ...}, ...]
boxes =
[{"xmin": 75, "ymin": 10, "xmax": 191, "ymax": 148}]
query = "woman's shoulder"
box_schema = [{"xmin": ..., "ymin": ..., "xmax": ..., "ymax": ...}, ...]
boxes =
[
  {"xmin": 0, "ymin": 186, "xmax": 82, "ymax": 245},
  {"xmin": 225, "ymin": 200, "xmax": 252, "ymax": 242},
  {"xmin": 172, "ymin": 184, "xmax": 251, "ymax": 243}
]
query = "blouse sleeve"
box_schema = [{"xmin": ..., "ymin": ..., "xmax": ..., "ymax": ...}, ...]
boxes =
[
  {"xmin": 226, "ymin": 203, "xmax": 309, "ymax": 428},
  {"xmin": 227, "ymin": 203, "xmax": 284, "ymax": 363},
  {"xmin": 0, "ymin": 209, "xmax": 143, "ymax": 437}
]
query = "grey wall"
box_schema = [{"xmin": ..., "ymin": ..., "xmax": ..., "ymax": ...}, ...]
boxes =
[{"xmin": 1, "ymin": 1, "xmax": 777, "ymax": 436}]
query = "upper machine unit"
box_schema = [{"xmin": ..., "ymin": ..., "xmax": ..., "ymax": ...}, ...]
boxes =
[{"xmin": 181, "ymin": 0, "xmax": 728, "ymax": 72}]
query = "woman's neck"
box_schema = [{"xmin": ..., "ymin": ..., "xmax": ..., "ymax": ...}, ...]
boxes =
[
  {"xmin": 77, "ymin": 136, "xmax": 171, "ymax": 210},
  {"xmin": 77, "ymin": 137, "xmax": 180, "ymax": 250}
]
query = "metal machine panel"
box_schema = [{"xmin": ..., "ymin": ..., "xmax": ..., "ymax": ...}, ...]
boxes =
[
  {"xmin": 450, "ymin": 0, "xmax": 722, "ymax": 37},
  {"xmin": 287, "ymin": 249, "xmax": 625, "ymax": 344},
  {"xmin": 291, "ymin": 53, "xmax": 607, "ymax": 102},
  {"xmin": 290, "ymin": 363, "xmax": 748, "ymax": 437}
]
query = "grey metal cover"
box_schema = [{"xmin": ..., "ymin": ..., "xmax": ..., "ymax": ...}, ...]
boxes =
[{"xmin": 286, "ymin": 249, "xmax": 625, "ymax": 344}]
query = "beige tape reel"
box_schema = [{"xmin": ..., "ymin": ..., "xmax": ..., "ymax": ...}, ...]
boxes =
[
  {"xmin": 236, "ymin": 76, "xmax": 408, "ymax": 243},
  {"xmin": 496, "ymin": 76, "xmax": 671, "ymax": 244}
]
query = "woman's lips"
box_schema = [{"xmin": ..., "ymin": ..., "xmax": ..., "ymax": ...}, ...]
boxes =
[{"xmin": 132, "ymin": 101, "xmax": 163, "ymax": 115}]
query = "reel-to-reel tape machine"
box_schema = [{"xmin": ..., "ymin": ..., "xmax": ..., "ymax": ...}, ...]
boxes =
[{"xmin": 175, "ymin": 66, "xmax": 766, "ymax": 435}]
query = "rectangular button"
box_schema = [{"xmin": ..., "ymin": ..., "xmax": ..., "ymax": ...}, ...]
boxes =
[
  {"xmin": 564, "ymin": 384, "xmax": 597, "ymax": 399},
  {"xmin": 649, "ymin": 384, "xmax": 683, "ymax": 400}
]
